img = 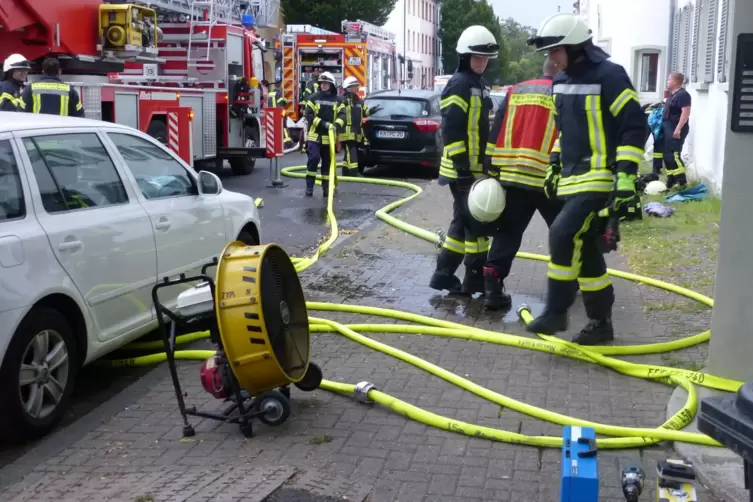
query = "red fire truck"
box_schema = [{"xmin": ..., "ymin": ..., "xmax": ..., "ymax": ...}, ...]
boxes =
[{"xmin": 0, "ymin": 0, "xmax": 276, "ymax": 175}]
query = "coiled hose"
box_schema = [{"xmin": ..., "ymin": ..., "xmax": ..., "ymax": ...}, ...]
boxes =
[{"xmin": 106, "ymin": 131, "xmax": 738, "ymax": 449}]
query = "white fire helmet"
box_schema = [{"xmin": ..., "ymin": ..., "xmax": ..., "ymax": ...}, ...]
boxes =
[
  {"xmin": 645, "ymin": 180, "xmax": 668, "ymax": 195},
  {"xmin": 467, "ymin": 177, "xmax": 506, "ymax": 223}
]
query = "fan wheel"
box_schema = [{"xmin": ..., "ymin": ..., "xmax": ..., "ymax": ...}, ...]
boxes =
[{"xmin": 255, "ymin": 390, "xmax": 290, "ymax": 426}]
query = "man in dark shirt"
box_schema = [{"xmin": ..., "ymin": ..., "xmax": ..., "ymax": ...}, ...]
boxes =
[{"xmin": 662, "ymin": 72, "xmax": 691, "ymax": 189}]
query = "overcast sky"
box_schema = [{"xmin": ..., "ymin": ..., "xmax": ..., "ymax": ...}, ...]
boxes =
[{"xmin": 489, "ymin": 0, "xmax": 568, "ymax": 30}]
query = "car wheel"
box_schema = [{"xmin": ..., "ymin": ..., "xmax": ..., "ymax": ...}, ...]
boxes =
[
  {"xmin": 0, "ymin": 308, "xmax": 79, "ymax": 443},
  {"xmin": 237, "ymin": 230, "xmax": 259, "ymax": 246}
]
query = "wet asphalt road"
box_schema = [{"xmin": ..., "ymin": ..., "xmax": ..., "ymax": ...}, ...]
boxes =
[{"xmin": 0, "ymin": 153, "xmax": 434, "ymax": 468}]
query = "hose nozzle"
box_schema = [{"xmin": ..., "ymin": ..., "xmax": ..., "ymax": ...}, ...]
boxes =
[{"xmin": 516, "ymin": 304, "xmax": 530, "ymax": 318}]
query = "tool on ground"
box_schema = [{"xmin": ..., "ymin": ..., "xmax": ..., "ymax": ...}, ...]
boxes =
[
  {"xmin": 560, "ymin": 425, "xmax": 598, "ymax": 502},
  {"xmin": 467, "ymin": 177, "xmax": 506, "ymax": 223},
  {"xmin": 621, "ymin": 465, "xmax": 645, "ymax": 501},
  {"xmin": 698, "ymin": 381, "xmax": 753, "ymax": 502},
  {"xmin": 656, "ymin": 459, "xmax": 698, "ymax": 502},
  {"xmin": 597, "ymin": 207, "xmax": 621, "ymax": 253},
  {"xmin": 151, "ymin": 242, "xmax": 322, "ymax": 438}
]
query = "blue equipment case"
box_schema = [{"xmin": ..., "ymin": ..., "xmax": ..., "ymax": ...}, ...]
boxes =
[{"xmin": 560, "ymin": 425, "xmax": 599, "ymax": 502}]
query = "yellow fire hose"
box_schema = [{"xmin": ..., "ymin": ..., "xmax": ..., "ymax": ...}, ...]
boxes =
[{"xmin": 106, "ymin": 130, "xmax": 740, "ymax": 449}]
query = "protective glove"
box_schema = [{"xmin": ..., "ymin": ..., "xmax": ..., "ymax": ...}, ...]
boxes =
[
  {"xmin": 611, "ymin": 172, "xmax": 637, "ymax": 211},
  {"xmin": 543, "ymin": 163, "xmax": 561, "ymax": 200}
]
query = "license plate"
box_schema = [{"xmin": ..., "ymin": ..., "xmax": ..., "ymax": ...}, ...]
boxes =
[{"xmin": 376, "ymin": 130, "xmax": 406, "ymax": 139}]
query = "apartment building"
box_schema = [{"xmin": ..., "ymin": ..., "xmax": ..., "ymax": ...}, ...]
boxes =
[
  {"xmin": 578, "ymin": 0, "xmax": 732, "ymax": 190},
  {"xmin": 382, "ymin": 0, "xmax": 440, "ymax": 88}
]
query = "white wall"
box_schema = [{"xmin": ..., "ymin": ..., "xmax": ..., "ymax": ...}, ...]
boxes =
[{"xmin": 382, "ymin": 0, "xmax": 439, "ymax": 87}]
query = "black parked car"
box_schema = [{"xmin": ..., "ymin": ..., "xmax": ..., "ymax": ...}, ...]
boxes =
[{"xmin": 359, "ymin": 89, "xmax": 442, "ymax": 174}]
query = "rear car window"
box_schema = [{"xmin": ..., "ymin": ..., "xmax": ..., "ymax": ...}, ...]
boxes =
[
  {"xmin": 0, "ymin": 140, "xmax": 25, "ymax": 222},
  {"xmin": 366, "ymin": 98, "xmax": 428, "ymax": 118}
]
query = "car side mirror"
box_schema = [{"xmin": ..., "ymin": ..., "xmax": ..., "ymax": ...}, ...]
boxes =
[{"xmin": 198, "ymin": 170, "xmax": 222, "ymax": 195}]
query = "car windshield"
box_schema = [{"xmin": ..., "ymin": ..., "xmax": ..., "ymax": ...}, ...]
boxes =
[{"xmin": 366, "ymin": 98, "xmax": 427, "ymax": 118}]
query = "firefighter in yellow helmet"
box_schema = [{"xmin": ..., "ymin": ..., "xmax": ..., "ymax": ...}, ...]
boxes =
[
  {"xmin": 0, "ymin": 53, "xmax": 31, "ymax": 112},
  {"xmin": 338, "ymin": 76, "xmax": 381, "ymax": 176},
  {"xmin": 429, "ymin": 25, "xmax": 498, "ymax": 296},
  {"xmin": 525, "ymin": 13, "xmax": 646, "ymax": 345},
  {"xmin": 20, "ymin": 58, "xmax": 84, "ymax": 117}
]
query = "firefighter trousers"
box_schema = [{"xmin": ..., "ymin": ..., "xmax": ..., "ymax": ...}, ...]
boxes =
[
  {"xmin": 486, "ymin": 187, "xmax": 562, "ymax": 281},
  {"xmin": 545, "ymin": 193, "xmax": 614, "ymax": 321},
  {"xmin": 662, "ymin": 122, "xmax": 688, "ymax": 187},
  {"xmin": 306, "ymin": 141, "xmax": 331, "ymax": 194},
  {"xmin": 435, "ymin": 183, "xmax": 490, "ymax": 276},
  {"xmin": 651, "ymin": 132, "xmax": 664, "ymax": 175},
  {"xmin": 342, "ymin": 140, "xmax": 359, "ymax": 176}
]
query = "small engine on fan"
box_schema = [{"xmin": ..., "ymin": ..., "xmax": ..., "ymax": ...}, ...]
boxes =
[{"xmin": 199, "ymin": 352, "xmax": 234, "ymax": 399}]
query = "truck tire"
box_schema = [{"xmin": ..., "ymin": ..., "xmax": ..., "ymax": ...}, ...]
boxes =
[
  {"xmin": 230, "ymin": 125, "xmax": 259, "ymax": 176},
  {"xmin": 147, "ymin": 119, "xmax": 168, "ymax": 145},
  {"xmin": 0, "ymin": 307, "xmax": 79, "ymax": 443}
]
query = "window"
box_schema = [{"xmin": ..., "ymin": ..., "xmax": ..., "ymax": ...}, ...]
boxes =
[
  {"xmin": 717, "ymin": 0, "xmax": 730, "ymax": 82},
  {"xmin": 24, "ymin": 133, "xmax": 128, "ymax": 213},
  {"xmin": 0, "ymin": 140, "xmax": 25, "ymax": 222},
  {"xmin": 638, "ymin": 51, "xmax": 660, "ymax": 92},
  {"xmin": 109, "ymin": 133, "xmax": 196, "ymax": 199},
  {"xmin": 364, "ymin": 98, "xmax": 428, "ymax": 118}
]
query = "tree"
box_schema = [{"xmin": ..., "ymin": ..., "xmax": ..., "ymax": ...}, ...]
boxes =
[
  {"xmin": 281, "ymin": 0, "xmax": 398, "ymax": 33},
  {"xmin": 498, "ymin": 17, "xmax": 546, "ymax": 84},
  {"xmin": 438, "ymin": 0, "xmax": 508, "ymax": 84}
]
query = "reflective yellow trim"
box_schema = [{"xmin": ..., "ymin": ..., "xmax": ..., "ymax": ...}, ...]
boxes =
[
  {"xmin": 465, "ymin": 238, "xmax": 490, "ymax": 254},
  {"xmin": 578, "ymin": 274, "xmax": 612, "ymax": 292},
  {"xmin": 552, "ymin": 134, "xmax": 561, "ymax": 154},
  {"xmin": 541, "ymin": 112, "xmax": 556, "ymax": 153},
  {"xmin": 558, "ymin": 170, "xmax": 614, "ymax": 195},
  {"xmin": 442, "ymin": 236, "xmax": 464, "ymax": 254},
  {"xmin": 440, "ymin": 95, "xmax": 468, "ymax": 113},
  {"xmin": 445, "ymin": 141, "xmax": 467, "ymax": 157},
  {"xmin": 509, "ymin": 93, "xmax": 555, "ymax": 109},
  {"xmin": 667, "ymin": 153, "xmax": 687, "ymax": 175},
  {"xmin": 489, "ymin": 146, "xmax": 549, "ymax": 164},
  {"xmin": 609, "ymin": 88, "xmax": 639, "ymax": 116},
  {"xmin": 616, "ymin": 145, "xmax": 643, "ymax": 164},
  {"xmin": 585, "ymin": 95, "xmax": 607, "ymax": 169},
  {"xmin": 546, "ymin": 211, "xmax": 596, "ymax": 281},
  {"xmin": 503, "ymin": 104, "xmax": 517, "ymax": 148},
  {"xmin": 468, "ymin": 95, "xmax": 482, "ymax": 162}
]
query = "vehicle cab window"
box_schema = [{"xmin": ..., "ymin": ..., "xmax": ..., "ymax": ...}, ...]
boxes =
[
  {"xmin": 0, "ymin": 140, "xmax": 25, "ymax": 222},
  {"xmin": 24, "ymin": 134, "xmax": 129, "ymax": 213},
  {"xmin": 108, "ymin": 133, "xmax": 197, "ymax": 200}
]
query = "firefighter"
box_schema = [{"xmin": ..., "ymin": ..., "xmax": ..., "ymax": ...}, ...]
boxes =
[
  {"xmin": 428, "ymin": 25, "xmax": 498, "ymax": 296},
  {"xmin": 481, "ymin": 57, "xmax": 561, "ymax": 311},
  {"xmin": 20, "ymin": 57, "xmax": 84, "ymax": 117},
  {"xmin": 338, "ymin": 76, "xmax": 381, "ymax": 176},
  {"xmin": 267, "ymin": 78, "xmax": 292, "ymax": 147},
  {"xmin": 303, "ymin": 71, "xmax": 346, "ymax": 197},
  {"xmin": 0, "ymin": 53, "xmax": 31, "ymax": 112},
  {"xmin": 662, "ymin": 72, "xmax": 691, "ymax": 189},
  {"xmin": 525, "ymin": 12, "xmax": 646, "ymax": 345}
]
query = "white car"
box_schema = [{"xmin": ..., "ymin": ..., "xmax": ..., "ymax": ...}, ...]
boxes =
[{"xmin": 0, "ymin": 113, "xmax": 261, "ymax": 441}]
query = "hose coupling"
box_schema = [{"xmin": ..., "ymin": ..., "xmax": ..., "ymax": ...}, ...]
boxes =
[
  {"xmin": 516, "ymin": 304, "xmax": 530, "ymax": 318},
  {"xmin": 434, "ymin": 228, "xmax": 445, "ymax": 250},
  {"xmin": 354, "ymin": 381, "xmax": 377, "ymax": 403}
]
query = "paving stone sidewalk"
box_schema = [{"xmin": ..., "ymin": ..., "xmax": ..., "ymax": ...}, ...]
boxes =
[{"xmin": 0, "ymin": 181, "xmax": 717, "ymax": 501}]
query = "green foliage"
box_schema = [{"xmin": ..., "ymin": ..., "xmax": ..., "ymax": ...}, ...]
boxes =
[
  {"xmin": 438, "ymin": 0, "xmax": 508, "ymax": 84},
  {"xmin": 280, "ymin": 0, "xmax": 398, "ymax": 33},
  {"xmin": 498, "ymin": 17, "xmax": 546, "ymax": 84}
]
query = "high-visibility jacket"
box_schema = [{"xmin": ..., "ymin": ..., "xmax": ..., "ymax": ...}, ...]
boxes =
[
  {"xmin": 550, "ymin": 59, "xmax": 645, "ymax": 197},
  {"xmin": 267, "ymin": 88, "xmax": 287, "ymax": 109},
  {"xmin": 484, "ymin": 77, "xmax": 556, "ymax": 191},
  {"xmin": 302, "ymin": 80, "xmax": 319, "ymax": 104},
  {"xmin": 303, "ymin": 88, "xmax": 346, "ymax": 144},
  {"xmin": 337, "ymin": 93, "xmax": 372, "ymax": 142},
  {"xmin": 0, "ymin": 79, "xmax": 24, "ymax": 112},
  {"xmin": 20, "ymin": 76, "xmax": 84, "ymax": 117},
  {"xmin": 437, "ymin": 69, "xmax": 493, "ymax": 184}
]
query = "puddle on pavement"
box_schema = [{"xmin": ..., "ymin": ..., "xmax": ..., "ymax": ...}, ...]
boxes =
[
  {"xmin": 301, "ymin": 207, "xmax": 373, "ymax": 227},
  {"xmin": 428, "ymin": 293, "xmax": 545, "ymax": 323}
]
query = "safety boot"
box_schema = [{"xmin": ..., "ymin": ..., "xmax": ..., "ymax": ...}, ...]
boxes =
[
  {"xmin": 429, "ymin": 270, "xmax": 463, "ymax": 294},
  {"xmin": 305, "ymin": 187, "xmax": 314, "ymax": 197},
  {"xmin": 461, "ymin": 268, "xmax": 485, "ymax": 296},
  {"xmin": 483, "ymin": 267, "xmax": 511, "ymax": 310},
  {"xmin": 526, "ymin": 310, "xmax": 568, "ymax": 335},
  {"xmin": 571, "ymin": 318, "xmax": 614, "ymax": 345}
]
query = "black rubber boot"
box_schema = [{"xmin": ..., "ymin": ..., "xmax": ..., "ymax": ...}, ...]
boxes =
[
  {"xmin": 461, "ymin": 268, "xmax": 485, "ymax": 296},
  {"xmin": 483, "ymin": 267, "xmax": 511, "ymax": 310},
  {"xmin": 322, "ymin": 182, "xmax": 330, "ymax": 198},
  {"xmin": 571, "ymin": 318, "xmax": 614, "ymax": 345},
  {"xmin": 305, "ymin": 187, "xmax": 313, "ymax": 196},
  {"xmin": 526, "ymin": 310, "xmax": 568, "ymax": 335},
  {"xmin": 429, "ymin": 270, "xmax": 462, "ymax": 294}
]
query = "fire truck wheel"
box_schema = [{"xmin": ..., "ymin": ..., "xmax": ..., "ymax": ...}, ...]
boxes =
[
  {"xmin": 230, "ymin": 126, "xmax": 259, "ymax": 175},
  {"xmin": 146, "ymin": 119, "xmax": 168, "ymax": 145}
]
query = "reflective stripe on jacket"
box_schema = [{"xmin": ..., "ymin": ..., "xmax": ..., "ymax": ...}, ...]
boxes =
[
  {"xmin": 20, "ymin": 77, "xmax": 84, "ymax": 117},
  {"xmin": 551, "ymin": 59, "xmax": 645, "ymax": 196},
  {"xmin": 0, "ymin": 79, "xmax": 24, "ymax": 112},
  {"xmin": 438, "ymin": 70, "xmax": 493, "ymax": 183},
  {"xmin": 267, "ymin": 89, "xmax": 288, "ymax": 109},
  {"xmin": 485, "ymin": 77, "xmax": 556, "ymax": 191},
  {"xmin": 303, "ymin": 89, "xmax": 346, "ymax": 144},
  {"xmin": 338, "ymin": 94, "xmax": 371, "ymax": 142}
]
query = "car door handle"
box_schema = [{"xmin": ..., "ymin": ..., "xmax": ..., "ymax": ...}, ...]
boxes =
[
  {"xmin": 58, "ymin": 240, "xmax": 82, "ymax": 252},
  {"xmin": 155, "ymin": 219, "xmax": 171, "ymax": 231}
]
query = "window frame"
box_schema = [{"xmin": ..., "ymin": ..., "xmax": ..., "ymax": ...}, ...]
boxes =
[
  {"xmin": 14, "ymin": 128, "xmax": 132, "ymax": 215},
  {"xmin": 632, "ymin": 46, "xmax": 667, "ymax": 98},
  {"xmin": 102, "ymin": 129, "xmax": 200, "ymax": 202},
  {"xmin": 0, "ymin": 134, "xmax": 28, "ymax": 224}
]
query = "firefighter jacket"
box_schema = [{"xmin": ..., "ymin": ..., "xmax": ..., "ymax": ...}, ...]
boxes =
[
  {"xmin": 302, "ymin": 80, "xmax": 319, "ymax": 103},
  {"xmin": 438, "ymin": 69, "xmax": 493, "ymax": 184},
  {"xmin": 550, "ymin": 59, "xmax": 645, "ymax": 197},
  {"xmin": 303, "ymin": 88, "xmax": 346, "ymax": 145},
  {"xmin": 267, "ymin": 88, "xmax": 287, "ymax": 109},
  {"xmin": 337, "ymin": 93, "xmax": 371, "ymax": 142},
  {"xmin": 20, "ymin": 76, "xmax": 84, "ymax": 117},
  {"xmin": 0, "ymin": 78, "xmax": 24, "ymax": 112},
  {"xmin": 485, "ymin": 77, "xmax": 556, "ymax": 191}
]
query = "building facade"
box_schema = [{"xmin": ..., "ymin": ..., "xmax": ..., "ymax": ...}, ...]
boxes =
[
  {"xmin": 578, "ymin": 0, "xmax": 732, "ymax": 191},
  {"xmin": 382, "ymin": 0, "xmax": 440, "ymax": 88}
]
